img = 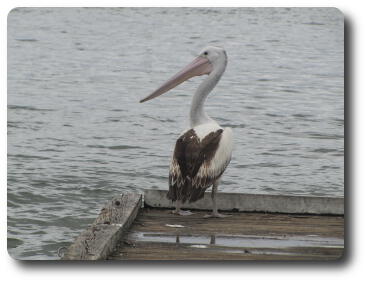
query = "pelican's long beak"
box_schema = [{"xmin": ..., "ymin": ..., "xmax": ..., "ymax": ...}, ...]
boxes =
[{"xmin": 140, "ymin": 56, "xmax": 213, "ymax": 103}]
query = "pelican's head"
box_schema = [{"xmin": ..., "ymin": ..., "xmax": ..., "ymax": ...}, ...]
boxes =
[
  {"xmin": 140, "ymin": 46, "xmax": 227, "ymax": 103},
  {"xmin": 198, "ymin": 46, "xmax": 227, "ymax": 70}
]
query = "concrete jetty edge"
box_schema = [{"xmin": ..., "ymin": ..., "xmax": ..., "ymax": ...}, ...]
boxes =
[{"xmin": 144, "ymin": 189, "xmax": 344, "ymax": 215}]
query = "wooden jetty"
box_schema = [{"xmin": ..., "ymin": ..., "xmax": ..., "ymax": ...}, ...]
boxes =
[{"xmin": 62, "ymin": 190, "xmax": 344, "ymax": 261}]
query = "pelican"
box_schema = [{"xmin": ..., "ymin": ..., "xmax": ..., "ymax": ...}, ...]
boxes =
[{"xmin": 140, "ymin": 46, "xmax": 233, "ymax": 218}]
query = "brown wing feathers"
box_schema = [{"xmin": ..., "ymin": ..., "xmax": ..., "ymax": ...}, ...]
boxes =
[{"xmin": 167, "ymin": 128, "xmax": 223, "ymax": 203}]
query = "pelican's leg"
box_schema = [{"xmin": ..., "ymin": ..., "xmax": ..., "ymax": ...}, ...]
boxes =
[
  {"xmin": 172, "ymin": 200, "xmax": 194, "ymax": 216},
  {"xmin": 173, "ymin": 199, "xmax": 181, "ymax": 214},
  {"xmin": 205, "ymin": 179, "xmax": 228, "ymax": 218}
]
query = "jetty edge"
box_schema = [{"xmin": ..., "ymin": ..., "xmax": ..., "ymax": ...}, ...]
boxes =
[
  {"xmin": 61, "ymin": 190, "xmax": 344, "ymax": 260},
  {"xmin": 144, "ymin": 189, "xmax": 344, "ymax": 215},
  {"xmin": 61, "ymin": 193, "xmax": 142, "ymax": 260}
]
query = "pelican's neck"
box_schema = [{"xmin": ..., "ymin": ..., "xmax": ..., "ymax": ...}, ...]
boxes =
[{"xmin": 190, "ymin": 61, "xmax": 226, "ymax": 128}]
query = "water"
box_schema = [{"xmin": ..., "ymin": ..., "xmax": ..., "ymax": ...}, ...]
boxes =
[{"xmin": 7, "ymin": 8, "xmax": 344, "ymax": 259}]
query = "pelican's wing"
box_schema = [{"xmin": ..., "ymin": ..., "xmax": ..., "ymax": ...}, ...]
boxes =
[
  {"xmin": 168, "ymin": 129, "xmax": 201, "ymax": 203},
  {"xmin": 167, "ymin": 127, "xmax": 233, "ymax": 203},
  {"xmin": 192, "ymin": 127, "xmax": 233, "ymax": 195}
]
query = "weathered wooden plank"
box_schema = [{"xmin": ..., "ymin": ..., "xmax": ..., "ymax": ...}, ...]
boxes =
[
  {"xmin": 62, "ymin": 192, "xmax": 142, "ymax": 260},
  {"xmin": 129, "ymin": 208, "xmax": 344, "ymax": 238},
  {"xmin": 109, "ymin": 241, "xmax": 343, "ymax": 261},
  {"xmin": 109, "ymin": 208, "xmax": 344, "ymax": 260},
  {"xmin": 144, "ymin": 189, "xmax": 344, "ymax": 215}
]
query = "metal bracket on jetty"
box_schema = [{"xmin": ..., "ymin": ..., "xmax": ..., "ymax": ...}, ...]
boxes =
[{"xmin": 61, "ymin": 190, "xmax": 344, "ymax": 260}]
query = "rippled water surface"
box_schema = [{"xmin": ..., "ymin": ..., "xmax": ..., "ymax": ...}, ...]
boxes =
[{"xmin": 7, "ymin": 8, "xmax": 344, "ymax": 259}]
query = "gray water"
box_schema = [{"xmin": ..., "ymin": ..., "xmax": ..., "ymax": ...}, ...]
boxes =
[{"xmin": 7, "ymin": 8, "xmax": 344, "ymax": 260}]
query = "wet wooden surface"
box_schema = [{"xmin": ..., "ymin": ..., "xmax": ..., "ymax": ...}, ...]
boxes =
[{"xmin": 108, "ymin": 208, "xmax": 344, "ymax": 260}]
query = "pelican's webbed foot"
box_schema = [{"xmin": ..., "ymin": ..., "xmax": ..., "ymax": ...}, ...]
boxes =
[
  {"xmin": 172, "ymin": 209, "xmax": 194, "ymax": 216},
  {"xmin": 204, "ymin": 212, "xmax": 230, "ymax": 218}
]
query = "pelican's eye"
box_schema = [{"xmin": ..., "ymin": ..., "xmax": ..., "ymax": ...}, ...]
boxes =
[{"xmin": 203, "ymin": 51, "xmax": 208, "ymax": 56}]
